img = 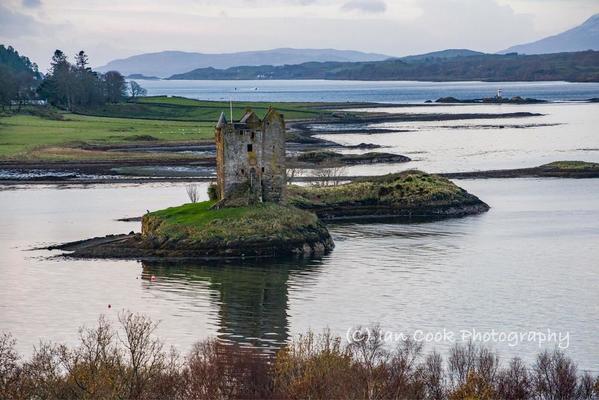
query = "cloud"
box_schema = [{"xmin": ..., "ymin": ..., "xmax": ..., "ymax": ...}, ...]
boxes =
[
  {"xmin": 6, "ymin": 0, "xmax": 595, "ymax": 70},
  {"xmin": 341, "ymin": 0, "xmax": 386, "ymax": 13},
  {"xmin": 22, "ymin": 0, "xmax": 42, "ymax": 8},
  {"xmin": 0, "ymin": 4, "xmax": 41, "ymax": 37}
]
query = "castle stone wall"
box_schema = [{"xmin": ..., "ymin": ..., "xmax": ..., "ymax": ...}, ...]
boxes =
[{"xmin": 214, "ymin": 108, "xmax": 286, "ymax": 204}]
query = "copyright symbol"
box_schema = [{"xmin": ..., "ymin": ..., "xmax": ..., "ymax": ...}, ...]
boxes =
[{"xmin": 346, "ymin": 326, "xmax": 371, "ymax": 343}]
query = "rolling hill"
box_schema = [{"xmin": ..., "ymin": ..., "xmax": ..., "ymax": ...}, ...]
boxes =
[
  {"xmin": 95, "ymin": 48, "xmax": 391, "ymax": 78},
  {"xmin": 167, "ymin": 51, "xmax": 599, "ymax": 82},
  {"xmin": 400, "ymin": 49, "xmax": 486, "ymax": 62}
]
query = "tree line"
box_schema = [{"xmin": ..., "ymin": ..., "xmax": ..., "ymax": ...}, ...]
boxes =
[
  {"xmin": 0, "ymin": 46, "xmax": 147, "ymax": 111},
  {"xmin": 37, "ymin": 50, "xmax": 146, "ymax": 110}
]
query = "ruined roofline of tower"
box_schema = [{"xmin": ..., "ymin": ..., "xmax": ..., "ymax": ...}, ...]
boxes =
[
  {"xmin": 216, "ymin": 107, "xmax": 283, "ymax": 129},
  {"xmin": 239, "ymin": 109, "xmax": 258, "ymax": 124}
]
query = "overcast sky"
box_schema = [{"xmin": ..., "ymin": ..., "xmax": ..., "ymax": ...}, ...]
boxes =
[{"xmin": 2, "ymin": 0, "xmax": 598, "ymax": 70}]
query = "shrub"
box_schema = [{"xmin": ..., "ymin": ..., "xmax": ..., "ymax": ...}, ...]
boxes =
[
  {"xmin": 207, "ymin": 182, "xmax": 219, "ymax": 201},
  {"xmin": 2, "ymin": 317, "xmax": 598, "ymax": 400}
]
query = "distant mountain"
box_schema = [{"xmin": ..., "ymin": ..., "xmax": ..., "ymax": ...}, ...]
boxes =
[
  {"xmin": 96, "ymin": 48, "xmax": 391, "ymax": 78},
  {"xmin": 500, "ymin": 14, "xmax": 599, "ymax": 55},
  {"xmin": 400, "ymin": 49, "xmax": 486, "ymax": 62},
  {"xmin": 168, "ymin": 51, "xmax": 599, "ymax": 82}
]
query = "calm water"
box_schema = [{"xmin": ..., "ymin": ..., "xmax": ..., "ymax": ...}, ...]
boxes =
[
  {"xmin": 1, "ymin": 81, "xmax": 599, "ymax": 371},
  {"xmin": 138, "ymin": 79, "xmax": 599, "ymax": 103},
  {"xmin": 0, "ymin": 179, "xmax": 598, "ymax": 370},
  {"xmin": 321, "ymin": 102, "xmax": 599, "ymax": 174}
]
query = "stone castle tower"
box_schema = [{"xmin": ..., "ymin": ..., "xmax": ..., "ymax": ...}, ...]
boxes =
[{"xmin": 214, "ymin": 107, "xmax": 286, "ymax": 203}]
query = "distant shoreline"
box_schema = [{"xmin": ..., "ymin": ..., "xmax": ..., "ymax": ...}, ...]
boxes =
[{"xmin": 166, "ymin": 51, "xmax": 599, "ymax": 82}]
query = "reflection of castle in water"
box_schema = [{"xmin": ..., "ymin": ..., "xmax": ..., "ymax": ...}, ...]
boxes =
[{"xmin": 141, "ymin": 259, "xmax": 323, "ymax": 349}]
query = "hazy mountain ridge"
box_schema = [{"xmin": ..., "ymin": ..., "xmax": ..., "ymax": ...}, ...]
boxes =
[
  {"xmin": 500, "ymin": 14, "xmax": 599, "ymax": 55},
  {"xmin": 400, "ymin": 49, "xmax": 486, "ymax": 62},
  {"xmin": 167, "ymin": 51, "xmax": 599, "ymax": 82},
  {"xmin": 96, "ymin": 48, "xmax": 391, "ymax": 78}
]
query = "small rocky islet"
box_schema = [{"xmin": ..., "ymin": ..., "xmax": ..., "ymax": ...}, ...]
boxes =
[
  {"xmin": 51, "ymin": 170, "xmax": 489, "ymax": 260},
  {"xmin": 53, "ymin": 201, "xmax": 334, "ymax": 259}
]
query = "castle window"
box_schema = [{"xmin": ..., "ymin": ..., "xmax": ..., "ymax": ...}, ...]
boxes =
[
  {"xmin": 247, "ymin": 144, "xmax": 253, "ymax": 152},
  {"xmin": 250, "ymin": 131, "xmax": 255, "ymax": 140},
  {"xmin": 241, "ymin": 168, "xmax": 245, "ymax": 175},
  {"xmin": 261, "ymin": 167, "xmax": 265, "ymax": 172}
]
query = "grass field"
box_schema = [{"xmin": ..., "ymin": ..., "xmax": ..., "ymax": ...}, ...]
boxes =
[
  {"xmin": 0, "ymin": 113, "xmax": 213, "ymax": 160},
  {"xmin": 81, "ymin": 96, "xmax": 332, "ymax": 122},
  {"xmin": 0, "ymin": 96, "xmax": 339, "ymax": 161}
]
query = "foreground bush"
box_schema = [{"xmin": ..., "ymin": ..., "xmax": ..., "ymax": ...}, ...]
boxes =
[{"xmin": 1, "ymin": 315, "xmax": 598, "ymax": 400}]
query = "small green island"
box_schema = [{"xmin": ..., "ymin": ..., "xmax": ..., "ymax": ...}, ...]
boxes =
[
  {"xmin": 51, "ymin": 108, "xmax": 490, "ymax": 260},
  {"xmin": 289, "ymin": 170, "xmax": 489, "ymax": 220},
  {"xmin": 54, "ymin": 201, "xmax": 333, "ymax": 259}
]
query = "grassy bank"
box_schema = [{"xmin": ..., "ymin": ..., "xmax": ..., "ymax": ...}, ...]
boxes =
[{"xmin": 1, "ymin": 313, "xmax": 597, "ymax": 400}]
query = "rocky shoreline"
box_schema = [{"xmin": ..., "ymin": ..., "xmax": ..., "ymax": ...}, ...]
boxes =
[
  {"xmin": 291, "ymin": 200, "xmax": 490, "ymax": 221},
  {"xmin": 48, "ymin": 230, "xmax": 335, "ymax": 260}
]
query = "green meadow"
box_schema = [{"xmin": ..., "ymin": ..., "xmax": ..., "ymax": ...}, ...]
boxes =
[
  {"xmin": 0, "ymin": 96, "xmax": 338, "ymax": 160},
  {"xmin": 0, "ymin": 113, "xmax": 213, "ymax": 160},
  {"xmin": 79, "ymin": 96, "xmax": 331, "ymax": 121}
]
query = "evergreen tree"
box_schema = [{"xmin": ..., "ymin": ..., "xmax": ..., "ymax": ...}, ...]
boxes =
[
  {"xmin": 0, "ymin": 45, "xmax": 40, "ymax": 109},
  {"xmin": 36, "ymin": 49, "xmax": 127, "ymax": 109}
]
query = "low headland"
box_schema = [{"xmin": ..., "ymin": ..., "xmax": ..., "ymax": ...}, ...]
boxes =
[
  {"xmin": 442, "ymin": 161, "xmax": 599, "ymax": 179},
  {"xmin": 434, "ymin": 95, "xmax": 547, "ymax": 104}
]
